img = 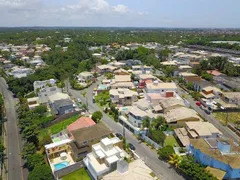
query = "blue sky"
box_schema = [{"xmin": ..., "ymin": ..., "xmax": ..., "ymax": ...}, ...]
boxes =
[{"xmin": 0, "ymin": 0, "xmax": 239, "ymax": 28}]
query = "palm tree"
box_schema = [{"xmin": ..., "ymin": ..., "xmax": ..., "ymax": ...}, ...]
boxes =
[
  {"xmin": 168, "ymin": 154, "xmax": 182, "ymax": 168},
  {"xmin": 142, "ymin": 117, "xmax": 151, "ymax": 136}
]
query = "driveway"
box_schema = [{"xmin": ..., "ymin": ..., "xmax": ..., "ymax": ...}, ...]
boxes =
[{"xmin": 68, "ymin": 79, "xmax": 184, "ymax": 180}]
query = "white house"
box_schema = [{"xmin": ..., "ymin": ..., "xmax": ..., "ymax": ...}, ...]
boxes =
[
  {"xmin": 83, "ymin": 137, "xmax": 125, "ymax": 180},
  {"xmin": 146, "ymin": 81, "xmax": 177, "ymax": 95},
  {"xmin": 110, "ymin": 88, "xmax": 138, "ymax": 106}
]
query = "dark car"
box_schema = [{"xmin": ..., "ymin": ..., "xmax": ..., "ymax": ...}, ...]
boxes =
[
  {"xmin": 115, "ymin": 133, "xmax": 123, "ymax": 139},
  {"xmin": 129, "ymin": 143, "xmax": 136, "ymax": 151},
  {"xmin": 204, "ymin": 109, "xmax": 211, "ymax": 115},
  {"xmin": 92, "ymin": 97, "xmax": 96, "ymax": 103}
]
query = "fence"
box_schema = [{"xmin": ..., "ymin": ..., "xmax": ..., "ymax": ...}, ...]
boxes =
[
  {"xmin": 141, "ymin": 135, "xmax": 162, "ymax": 149},
  {"xmin": 44, "ymin": 111, "xmax": 82, "ymax": 128},
  {"xmin": 54, "ymin": 161, "xmax": 85, "ymax": 179},
  {"xmin": 213, "ymin": 108, "xmax": 240, "ymax": 113}
]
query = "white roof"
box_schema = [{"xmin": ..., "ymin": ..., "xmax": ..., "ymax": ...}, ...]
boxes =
[
  {"xmin": 45, "ymin": 139, "xmax": 72, "ymax": 149},
  {"xmin": 146, "ymin": 82, "xmax": 177, "ymax": 90},
  {"xmin": 115, "ymin": 75, "xmax": 131, "ymax": 82},
  {"xmin": 48, "ymin": 92, "xmax": 70, "ymax": 102},
  {"xmin": 106, "ymin": 155, "xmax": 119, "ymax": 164},
  {"xmin": 103, "ymin": 159, "xmax": 154, "ymax": 180}
]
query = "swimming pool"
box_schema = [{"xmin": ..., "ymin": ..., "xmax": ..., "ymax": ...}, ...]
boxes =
[{"xmin": 54, "ymin": 161, "xmax": 69, "ymax": 171}]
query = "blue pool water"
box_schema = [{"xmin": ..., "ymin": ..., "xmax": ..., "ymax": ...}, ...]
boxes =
[
  {"xmin": 122, "ymin": 107, "xmax": 128, "ymax": 111},
  {"xmin": 54, "ymin": 161, "xmax": 69, "ymax": 171},
  {"xmin": 98, "ymin": 84, "xmax": 107, "ymax": 90}
]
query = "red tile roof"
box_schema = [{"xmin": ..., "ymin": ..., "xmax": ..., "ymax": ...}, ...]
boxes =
[
  {"xmin": 67, "ymin": 116, "xmax": 96, "ymax": 133},
  {"xmin": 207, "ymin": 70, "xmax": 222, "ymax": 76}
]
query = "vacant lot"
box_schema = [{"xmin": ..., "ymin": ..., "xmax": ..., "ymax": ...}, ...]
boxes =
[
  {"xmin": 38, "ymin": 114, "xmax": 80, "ymax": 141},
  {"xmin": 213, "ymin": 112, "xmax": 240, "ymax": 125}
]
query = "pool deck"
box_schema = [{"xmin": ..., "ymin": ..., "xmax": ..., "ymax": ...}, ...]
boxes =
[{"xmin": 50, "ymin": 153, "xmax": 75, "ymax": 172}]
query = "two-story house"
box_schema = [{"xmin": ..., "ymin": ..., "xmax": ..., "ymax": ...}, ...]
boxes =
[
  {"xmin": 109, "ymin": 88, "xmax": 138, "ymax": 106},
  {"xmin": 146, "ymin": 82, "xmax": 177, "ymax": 96},
  {"xmin": 83, "ymin": 137, "xmax": 125, "ymax": 180}
]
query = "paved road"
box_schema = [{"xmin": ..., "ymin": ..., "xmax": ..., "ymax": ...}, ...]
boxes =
[
  {"xmin": 0, "ymin": 77, "xmax": 27, "ymax": 180},
  {"xmin": 177, "ymin": 87, "xmax": 240, "ymax": 142},
  {"xmin": 68, "ymin": 79, "xmax": 184, "ymax": 180}
]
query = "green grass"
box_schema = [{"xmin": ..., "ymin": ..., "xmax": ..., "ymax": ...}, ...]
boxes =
[
  {"xmin": 62, "ymin": 168, "xmax": 91, "ymax": 180},
  {"xmin": 38, "ymin": 114, "xmax": 80, "ymax": 141},
  {"xmin": 164, "ymin": 135, "xmax": 179, "ymax": 147},
  {"xmin": 213, "ymin": 112, "xmax": 240, "ymax": 125}
]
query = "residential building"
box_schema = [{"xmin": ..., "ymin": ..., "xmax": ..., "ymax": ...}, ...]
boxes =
[
  {"xmin": 45, "ymin": 116, "xmax": 96, "ymax": 174},
  {"xmin": 10, "ymin": 67, "xmax": 33, "ymax": 78},
  {"xmin": 207, "ymin": 70, "xmax": 222, "ymax": 76},
  {"xmin": 159, "ymin": 97, "xmax": 185, "ymax": 113},
  {"xmin": 110, "ymin": 82, "xmax": 135, "ymax": 89},
  {"xmin": 103, "ymin": 159, "xmax": 154, "ymax": 180},
  {"xmin": 136, "ymin": 74, "xmax": 158, "ymax": 82},
  {"xmin": 189, "ymin": 138, "xmax": 240, "ymax": 179},
  {"xmin": 128, "ymin": 98, "xmax": 160, "ymax": 128},
  {"xmin": 27, "ymin": 97, "xmax": 40, "ymax": 109},
  {"xmin": 83, "ymin": 137, "xmax": 125, "ymax": 180},
  {"xmin": 185, "ymin": 122, "xmax": 222, "ymax": 138},
  {"xmin": 161, "ymin": 61, "xmax": 178, "ymax": 66},
  {"xmin": 48, "ymin": 92, "xmax": 74, "ymax": 115},
  {"xmin": 97, "ymin": 65, "xmax": 116, "ymax": 74},
  {"xmin": 108, "ymin": 61, "xmax": 126, "ymax": 68},
  {"xmin": 132, "ymin": 65, "xmax": 152, "ymax": 72},
  {"xmin": 194, "ymin": 79, "xmax": 212, "ymax": 92},
  {"xmin": 113, "ymin": 68, "xmax": 129, "ymax": 75},
  {"xmin": 64, "ymin": 37, "xmax": 71, "ymax": 43},
  {"xmin": 174, "ymin": 121, "xmax": 222, "ymax": 147},
  {"xmin": 189, "ymin": 61, "xmax": 200, "ymax": 68},
  {"xmin": 146, "ymin": 81, "xmax": 177, "ymax": 96},
  {"xmin": 38, "ymin": 86, "xmax": 62, "ymax": 104},
  {"xmin": 221, "ymin": 92, "xmax": 240, "ymax": 105},
  {"xmin": 164, "ymin": 107, "xmax": 200, "ymax": 127},
  {"xmin": 114, "ymin": 75, "xmax": 131, "ymax": 83},
  {"xmin": 34, "ymin": 79, "xmax": 57, "ymax": 93},
  {"xmin": 77, "ymin": 71, "xmax": 93, "ymax": 83},
  {"xmin": 125, "ymin": 59, "xmax": 141, "ymax": 66},
  {"xmin": 110, "ymin": 89, "xmax": 138, "ymax": 106},
  {"xmin": 69, "ymin": 123, "xmax": 112, "ymax": 160},
  {"xmin": 200, "ymin": 86, "xmax": 222, "ymax": 101}
]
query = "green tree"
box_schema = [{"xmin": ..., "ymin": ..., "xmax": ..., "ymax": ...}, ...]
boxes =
[
  {"xmin": 149, "ymin": 129, "xmax": 166, "ymax": 146},
  {"xmin": 22, "ymin": 124, "xmax": 39, "ymax": 145},
  {"xmin": 22, "ymin": 143, "xmax": 37, "ymax": 159},
  {"xmin": 27, "ymin": 153, "xmax": 44, "ymax": 170},
  {"xmin": 92, "ymin": 111, "xmax": 103, "ymax": 123},
  {"xmin": 33, "ymin": 105, "xmax": 47, "ymax": 117},
  {"xmin": 157, "ymin": 145, "xmax": 174, "ymax": 161},
  {"xmin": 28, "ymin": 164, "xmax": 52, "ymax": 180}
]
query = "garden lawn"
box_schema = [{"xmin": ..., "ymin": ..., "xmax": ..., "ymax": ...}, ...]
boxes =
[
  {"xmin": 62, "ymin": 168, "xmax": 90, "ymax": 180},
  {"xmin": 38, "ymin": 114, "xmax": 80, "ymax": 141},
  {"xmin": 164, "ymin": 135, "xmax": 179, "ymax": 147},
  {"xmin": 213, "ymin": 112, "xmax": 240, "ymax": 125}
]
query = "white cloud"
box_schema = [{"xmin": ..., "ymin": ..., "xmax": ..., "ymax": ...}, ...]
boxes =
[
  {"xmin": 113, "ymin": 4, "xmax": 129, "ymax": 14},
  {"xmin": 0, "ymin": 0, "xmax": 149, "ymax": 26}
]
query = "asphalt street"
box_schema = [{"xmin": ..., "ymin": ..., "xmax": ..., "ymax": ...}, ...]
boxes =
[
  {"xmin": 177, "ymin": 86, "xmax": 240, "ymax": 142},
  {"xmin": 0, "ymin": 77, "xmax": 27, "ymax": 180},
  {"xmin": 68, "ymin": 79, "xmax": 184, "ymax": 180}
]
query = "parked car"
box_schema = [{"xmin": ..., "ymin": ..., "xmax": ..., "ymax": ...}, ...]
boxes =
[
  {"xmin": 92, "ymin": 97, "xmax": 96, "ymax": 103},
  {"xmin": 77, "ymin": 98, "xmax": 81, "ymax": 102},
  {"xmin": 196, "ymin": 101, "xmax": 201, "ymax": 106},
  {"xmin": 204, "ymin": 109, "xmax": 211, "ymax": 115},
  {"xmin": 129, "ymin": 143, "xmax": 136, "ymax": 151},
  {"xmin": 115, "ymin": 133, "xmax": 123, "ymax": 139}
]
